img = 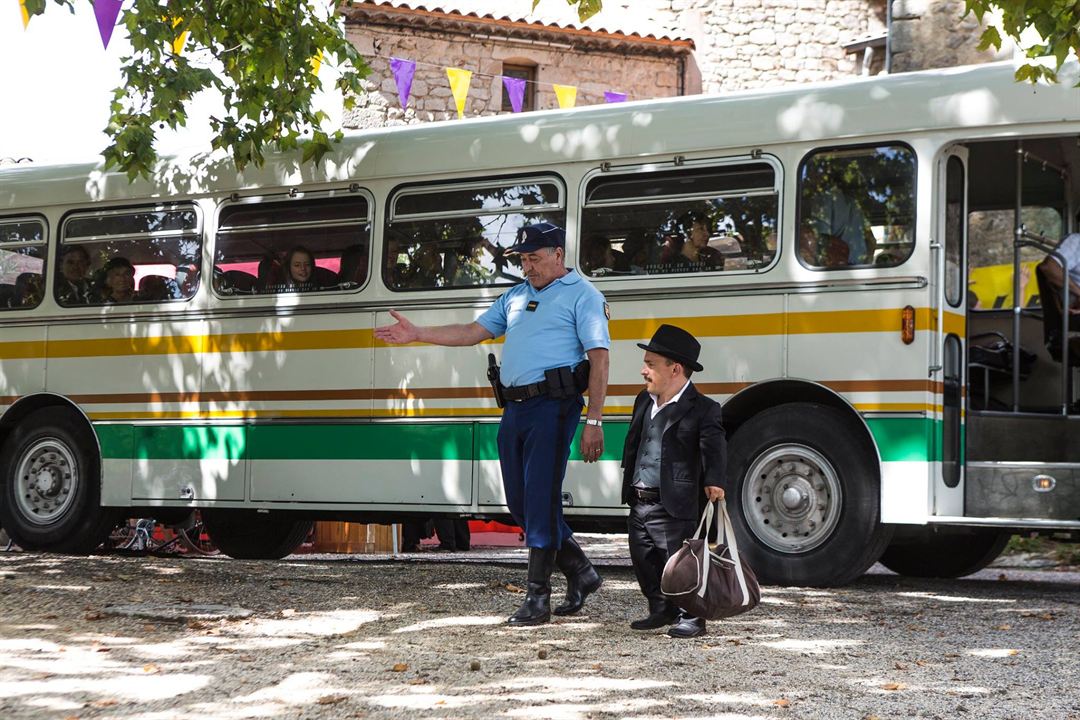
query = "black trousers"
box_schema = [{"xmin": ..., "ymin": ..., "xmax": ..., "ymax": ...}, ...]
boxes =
[{"xmin": 628, "ymin": 498, "xmax": 697, "ymax": 615}]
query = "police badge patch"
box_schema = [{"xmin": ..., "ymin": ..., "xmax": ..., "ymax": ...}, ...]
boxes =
[{"xmin": 603, "ymin": 302, "xmax": 611, "ymax": 320}]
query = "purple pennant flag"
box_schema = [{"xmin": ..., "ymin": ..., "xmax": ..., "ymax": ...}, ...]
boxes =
[
  {"xmin": 95, "ymin": 0, "xmax": 124, "ymax": 50},
  {"xmin": 604, "ymin": 91, "xmax": 628, "ymax": 104},
  {"xmin": 390, "ymin": 57, "xmax": 416, "ymax": 109},
  {"xmin": 502, "ymin": 76, "xmax": 526, "ymax": 113}
]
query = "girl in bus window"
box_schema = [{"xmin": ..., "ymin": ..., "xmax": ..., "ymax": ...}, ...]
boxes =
[
  {"xmin": 101, "ymin": 257, "xmax": 136, "ymax": 303},
  {"xmin": 285, "ymin": 246, "xmax": 316, "ymax": 292}
]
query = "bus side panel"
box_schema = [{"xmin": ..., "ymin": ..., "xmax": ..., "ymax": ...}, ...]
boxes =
[
  {"xmin": 94, "ymin": 423, "xmax": 134, "ymax": 506},
  {"xmin": 373, "ymin": 308, "xmax": 492, "ymax": 509},
  {"xmin": 0, "ymin": 325, "xmax": 45, "ymax": 405},
  {"xmin": 129, "ymin": 425, "xmax": 247, "ymax": 502},
  {"xmin": 205, "ymin": 310, "xmax": 376, "ymax": 504},
  {"xmin": 44, "ymin": 317, "xmax": 207, "ymax": 503}
]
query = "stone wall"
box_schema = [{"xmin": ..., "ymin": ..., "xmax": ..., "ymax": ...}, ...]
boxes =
[
  {"xmin": 890, "ymin": 0, "xmax": 1009, "ymax": 72},
  {"xmin": 663, "ymin": 0, "xmax": 887, "ymax": 91},
  {"xmin": 343, "ymin": 23, "xmax": 685, "ymax": 129}
]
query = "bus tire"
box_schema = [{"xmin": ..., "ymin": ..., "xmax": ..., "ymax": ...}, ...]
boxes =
[
  {"xmin": 0, "ymin": 407, "xmax": 116, "ymax": 554},
  {"xmin": 201, "ymin": 509, "xmax": 312, "ymax": 560},
  {"xmin": 878, "ymin": 528, "xmax": 1010, "ymax": 578},
  {"xmin": 726, "ymin": 402, "xmax": 892, "ymax": 587}
]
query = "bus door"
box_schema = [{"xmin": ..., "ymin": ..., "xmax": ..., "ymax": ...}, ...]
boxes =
[{"xmin": 933, "ymin": 148, "xmax": 968, "ymax": 516}]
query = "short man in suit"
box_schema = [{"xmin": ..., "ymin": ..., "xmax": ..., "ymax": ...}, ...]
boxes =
[{"xmin": 622, "ymin": 324, "xmax": 726, "ymax": 638}]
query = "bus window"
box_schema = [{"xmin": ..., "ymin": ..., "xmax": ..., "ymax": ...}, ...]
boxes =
[
  {"xmin": 385, "ymin": 177, "xmax": 565, "ymax": 290},
  {"xmin": 58, "ymin": 205, "xmax": 200, "ymax": 307},
  {"xmin": 0, "ymin": 217, "xmax": 47, "ymax": 310},
  {"xmin": 213, "ymin": 194, "xmax": 371, "ymax": 297},
  {"xmin": 579, "ymin": 162, "xmax": 779, "ymax": 278},
  {"xmin": 797, "ymin": 144, "xmax": 916, "ymax": 270}
]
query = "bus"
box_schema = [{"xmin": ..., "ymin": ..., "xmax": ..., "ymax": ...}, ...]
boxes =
[{"xmin": 1, "ymin": 59, "xmax": 1078, "ymax": 586}]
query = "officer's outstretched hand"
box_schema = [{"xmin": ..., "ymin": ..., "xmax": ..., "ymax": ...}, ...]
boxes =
[
  {"xmin": 581, "ymin": 424, "xmax": 604, "ymax": 463},
  {"xmin": 375, "ymin": 310, "xmax": 418, "ymax": 344}
]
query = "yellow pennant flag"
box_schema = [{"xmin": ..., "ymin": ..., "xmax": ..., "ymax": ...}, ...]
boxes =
[
  {"xmin": 446, "ymin": 67, "xmax": 472, "ymax": 119},
  {"xmin": 311, "ymin": 50, "xmax": 324, "ymax": 77},
  {"xmin": 170, "ymin": 17, "xmax": 187, "ymax": 55},
  {"xmin": 553, "ymin": 84, "xmax": 577, "ymax": 109},
  {"xmin": 19, "ymin": 0, "xmax": 29, "ymax": 29}
]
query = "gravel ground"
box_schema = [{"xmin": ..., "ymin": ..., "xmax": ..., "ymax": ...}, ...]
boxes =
[{"xmin": 0, "ymin": 539, "xmax": 1078, "ymax": 720}]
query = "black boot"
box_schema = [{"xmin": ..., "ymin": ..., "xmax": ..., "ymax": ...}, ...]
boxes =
[
  {"xmin": 508, "ymin": 548, "xmax": 556, "ymax": 626},
  {"xmin": 553, "ymin": 536, "xmax": 603, "ymax": 616}
]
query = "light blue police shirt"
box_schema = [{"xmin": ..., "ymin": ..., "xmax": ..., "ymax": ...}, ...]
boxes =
[{"xmin": 477, "ymin": 269, "xmax": 610, "ymax": 387}]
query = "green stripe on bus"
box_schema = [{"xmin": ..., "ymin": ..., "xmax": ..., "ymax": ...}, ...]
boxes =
[
  {"xmin": 866, "ymin": 417, "xmax": 936, "ymax": 462},
  {"xmin": 95, "ymin": 417, "xmax": 931, "ymax": 463}
]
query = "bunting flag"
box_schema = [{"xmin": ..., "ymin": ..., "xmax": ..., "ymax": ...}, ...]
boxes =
[
  {"xmin": 446, "ymin": 67, "xmax": 472, "ymax": 119},
  {"xmin": 502, "ymin": 76, "xmax": 526, "ymax": 113},
  {"xmin": 604, "ymin": 91, "xmax": 628, "ymax": 103},
  {"xmin": 311, "ymin": 50, "xmax": 324, "ymax": 77},
  {"xmin": 94, "ymin": 0, "xmax": 123, "ymax": 49},
  {"xmin": 18, "ymin": 0, "xmax": 28, "ymax": 29},
  {"xmin": 170, "ymin": 17, "xmax": 187, "ymax": 55},
  {"xmin": 553, "ymin": 84, "xmax": 577, "ymax": 109},
  {"xmin": 390, "ymin": 57, "xmax": 416, "ymax": 109}
]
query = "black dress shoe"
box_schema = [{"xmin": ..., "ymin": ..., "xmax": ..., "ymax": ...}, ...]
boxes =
[
  {"xmin": 629, "ymin": 609, "xmax": 678, "ymax": 630},
  {"xmin": 667, "ymin": 616, "xmax": 706, "ymax": 638}
]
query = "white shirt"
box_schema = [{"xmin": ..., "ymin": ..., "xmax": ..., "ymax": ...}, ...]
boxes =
[
  {"xmin": 1053, "ymin": 233, "xmax": 1080, "ymax": 287},
  {"xmin": 649, "ymin": 378, "xmax": 691, "ymax": 419}
]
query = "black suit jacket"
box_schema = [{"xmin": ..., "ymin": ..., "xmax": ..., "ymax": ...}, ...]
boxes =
[{"xmin": 620, "ymin": 383, "xmax": 727, "ymax": 521}]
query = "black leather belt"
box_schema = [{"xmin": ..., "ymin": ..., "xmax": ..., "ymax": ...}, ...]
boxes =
[
  {"xmin": 631, "ymin": 487, "xmax": 660, "ymax": 502},
  {"xmin": 501, "ymin": 381, "xmax": 549, "ymax": 402}
]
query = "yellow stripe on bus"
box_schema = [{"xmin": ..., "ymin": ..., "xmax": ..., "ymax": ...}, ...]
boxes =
[
  {"xmin": 88, "ymin": 403, "xmax": 930, "ymax": 421},
  {"xmin": 3, "ymin": 308, "xmax": 936, "ymax": 361}
]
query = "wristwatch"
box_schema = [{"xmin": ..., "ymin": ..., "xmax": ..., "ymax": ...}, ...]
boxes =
[{"xmin": 585, "ymin": 418, "xmax": 603, "ymax": 427}]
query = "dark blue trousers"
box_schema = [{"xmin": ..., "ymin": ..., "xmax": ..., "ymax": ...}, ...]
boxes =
[{"xmin": 497, "ymin": 394, "xmax": 583, "ymax": 549}]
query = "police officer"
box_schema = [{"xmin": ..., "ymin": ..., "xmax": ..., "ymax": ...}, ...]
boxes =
[{"xmin": 374, "ymin": 223, "xmax": 610, "ymax": 626}]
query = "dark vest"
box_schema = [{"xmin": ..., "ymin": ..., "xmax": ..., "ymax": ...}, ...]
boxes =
[{"xmin": 632, "ymin": 403, "xmax": 674, "ymax": 488}]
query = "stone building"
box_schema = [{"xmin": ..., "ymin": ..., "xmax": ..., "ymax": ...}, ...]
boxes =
[{"xmin": 338, "ymin": 0, "xmax": 1007, "ymax": 129}]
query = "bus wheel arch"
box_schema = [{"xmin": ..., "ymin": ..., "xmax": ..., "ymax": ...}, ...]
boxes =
[
  {"xmin": 723, "ymin": 385, "xmax": 891, "ymax": 587},
  {"xmin": 0, "ymin": 398, "xmax": 116, "ymax": 553}
]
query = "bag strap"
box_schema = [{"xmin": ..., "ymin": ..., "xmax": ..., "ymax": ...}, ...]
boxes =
[
  {"xmin": 718, "ymin": 499, "xmax": 752, "ymax": 606},
  {"xmin": 693, "ymin": 502, "xmax": 714, "ymax": 598}
]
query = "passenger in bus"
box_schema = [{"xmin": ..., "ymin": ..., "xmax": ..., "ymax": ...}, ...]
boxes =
[
  {"xmin": 581, "ymin": 235, "xmax": 629, "ymax": 277},
  {"xmin": 338, "ymin": 244, "xmax": 368, "ymax": 288},
  {"xmin": 14, "ymin": 272, "xmax": 43, "ymax": 307},
  {"xmin": 284, "ymin": 246, "xmax": 317, "ymax": 292},
  {"xmin": 375, "ymin": 222, "xmax": 609, "ymax": 626},
  {"xmin": 100, "ymin": 257, "xmax": 136, "ymax": 303},
  {"xmin": 1037, "ymin": 229, "xmax": 1080, "ymax": 315},
  {"xmin": 679, "ymin": 211, "xmax": 724, "ymax": 268},
  {"xmin": 135, "ymin": 275, "xmax": 173, "ymax": 303},
  {"xmin": 801, "ymin": 185, "xmax": 871, "ymax": 267},
  {"xmin": 621, "ymin": 231, "xmax": 653, "ymax": 275},
  {"xmin": 257, "ymin": 254, "xmax": 284, "ymax": 293},
  {"xmin": 56, "ymin": 245, "xmax": 93, "ymax": 304}
]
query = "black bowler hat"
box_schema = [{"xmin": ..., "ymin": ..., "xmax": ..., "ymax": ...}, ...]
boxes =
[
  {"xmin": 505, "ymin": 222, "xmax": 566, "ymax": 254},
  {"xmin": 637, "ymin": 324, "xmax": 704, "ymax": 372}
]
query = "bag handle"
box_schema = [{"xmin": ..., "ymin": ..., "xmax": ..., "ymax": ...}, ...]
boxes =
[{"xmin": 718, "ymin": 499, "xmax": 752, "ymax": 606}]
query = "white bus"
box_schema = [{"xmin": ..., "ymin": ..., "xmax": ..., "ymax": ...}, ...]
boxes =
[{"xmin": 1, "ymin": 60, "xmax": 1078, "ymax": 586}]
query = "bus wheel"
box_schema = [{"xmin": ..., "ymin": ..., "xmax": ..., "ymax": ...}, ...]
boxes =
[
  {"xmin": 878, "ymin": 528, "xmax": 1010, "ymax": 578},
  {"xmin": 727, "ymin": 402, "xmax": 892, "ymax": 587},
  {"xmin": 201, "ymin": 509, "xmax": 313, "ymax": 560},
  {"xmin": 0, "ymin": 408, "xmax": 116, "ymax": 553}
]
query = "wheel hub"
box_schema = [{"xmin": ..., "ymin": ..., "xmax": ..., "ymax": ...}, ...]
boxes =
[
  {"xmin": 743, "ymin": 445, "xmax": 843, "ymax": 554},
  {"xmin": 15, "ymin": 438, "xmax": 79, "ymax": 526},
  {"xmin": 33, "ymin": 468, "xmax": 62, "ymax": 496}
]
